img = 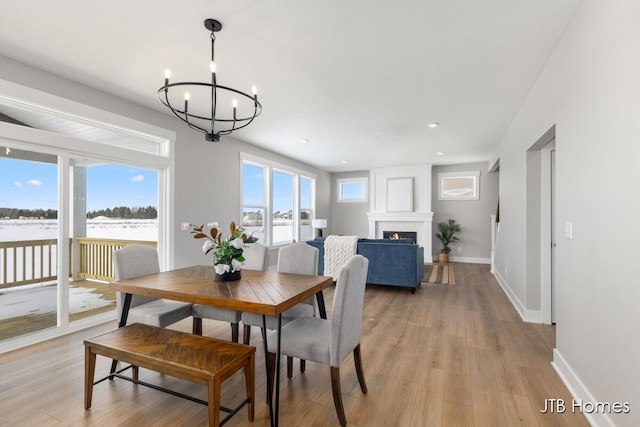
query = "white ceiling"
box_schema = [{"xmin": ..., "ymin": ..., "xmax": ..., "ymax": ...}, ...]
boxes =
[{"xmin": 0, "ymin": 0, "xmax": 581, "ymax": 172}]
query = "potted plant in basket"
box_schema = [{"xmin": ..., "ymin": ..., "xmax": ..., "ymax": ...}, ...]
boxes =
[
  {"xmin": 435, "ymin": 219, "xmax": 461, "ymax": 263},
  {"xmin": 190, "ymin": 221, "xmax": 248, "ymax": 281}
]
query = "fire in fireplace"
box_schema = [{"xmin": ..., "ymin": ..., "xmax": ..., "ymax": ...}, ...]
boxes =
[{"xmin": 383, "ymin": 231, "xmax": 417, "ymax": 244}]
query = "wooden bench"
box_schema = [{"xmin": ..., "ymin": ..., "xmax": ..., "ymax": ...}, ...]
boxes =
[{"xmin": 84, "ymin": 323, "xmax": 255, "ymax": 426}]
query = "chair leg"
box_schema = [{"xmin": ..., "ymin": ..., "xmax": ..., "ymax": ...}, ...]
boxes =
[
  {"xmin": 354, "ymin": 344, "xmax": 368, "ymax": 393},
  {"xmin": 330, "ymin": 366, "xmax": 347, "ymax": 426},
  {"xmin": 287, "ymin": 356, "xmax": 293, "ymax": 379},
  {"xmin": 192, "ymin": 317, "xmax": 202, "ymax": 335},
  {"xmin": 300, "ymin": 359, "xmax": 306, "ymax": 373},
  {"xmin": 231, "ymin": 322, "xmax": 239, "ymax": 343},
  {"xmin": 243, "ymin": 324, "xmax": 252, "ymax": 345}
]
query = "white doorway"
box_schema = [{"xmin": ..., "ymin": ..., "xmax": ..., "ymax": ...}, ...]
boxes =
[
  {"xmin": 525, "ymin": 125, "xmax": 555, "ymax": 324},
  {"xmin": 541, "ymin": 139, "xmax": 556, "ymax": 324}
]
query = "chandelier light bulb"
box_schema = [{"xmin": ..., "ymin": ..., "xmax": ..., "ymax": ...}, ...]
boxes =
[
  {"xmin": 232, "ymin": 99, "xmax": 238, "ymax": 108},
  {"xmin": 184, "ymin": 92, "xmax": 191, "ymax": 101},
  {"xmin": 252, "ymin": 85, "xmax": 258, "ymax": 95},
  {"xmin": 210, "ymin": 62, "xmax": 216, "ymax": 73},
  {"xmin": 164, "ymin": 69, "xmax": 171, "ymax": 79}
]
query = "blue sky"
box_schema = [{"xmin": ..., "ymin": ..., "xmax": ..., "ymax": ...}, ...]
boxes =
[
  {"xmin": 0, "ymin": 158, "xmax": 157, "ymax": 210},
  {"xmin": 242, "ymin": 164, "xmax": 312, "ymax": 212}
]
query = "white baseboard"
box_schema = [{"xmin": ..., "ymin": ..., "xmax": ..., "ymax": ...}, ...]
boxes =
[
  {"xmin": 430, "ymin": 256, "xmax": 491, "ymax": 264},
  {"xmin": 492, "ymin": 270, "xmax": 543, "ymax": 323},
  {"xmin": 552, "ymin": 349, "xmax": 619, "ymax": 427},
  {"xmin": 450, "ymin": 256, "xmax": 491, "ymax": 264}
]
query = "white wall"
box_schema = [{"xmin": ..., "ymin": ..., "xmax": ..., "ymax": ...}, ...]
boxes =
[
  {"xmin": 330, "ymin": 170, "xmax": 371, "ymax": 237},
  {"xmin": 431, "ymin": 162, "xmax": 498, "ymax": 263},
  {"xmin": 370, "ymin": 165, "xmax": 432, "ymax": 213},
  {"xmin": 493, "ymin": 1, "xmax": 640, "ymax": 425}
]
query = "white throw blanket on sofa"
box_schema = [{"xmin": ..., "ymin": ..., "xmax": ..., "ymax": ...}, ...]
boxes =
[{"xmin": 324, "ymin": 235, "xmax": 359, "ymax": 280}]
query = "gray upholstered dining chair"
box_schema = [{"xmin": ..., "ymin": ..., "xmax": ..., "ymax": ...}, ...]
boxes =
[
  {"xmin": 241, "ymin": 242, "xmax": 319, "ymax": 375},
  {"xmin": 191, "ymin": 242, "xmax": 268, "ymax": 342},
  {"xmin": 113, "ymin": 244, "xmax": 193, "ymax": 327},
  {"xmin": 265, "ymin": 255, "xmax": 369, "ymax": 427}
]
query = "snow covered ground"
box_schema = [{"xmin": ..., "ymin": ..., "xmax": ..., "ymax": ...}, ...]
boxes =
[{"xmin": 0, "ymin": 218, "xmax": 157, "ymax": 241}]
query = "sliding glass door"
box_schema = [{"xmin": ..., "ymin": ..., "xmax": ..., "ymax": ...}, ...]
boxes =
[
  {"xmin": 68, "ymin": 159, "xmax": 159, "ymax": 324},
  {"xmin": 0, "ymin": 145, "xmax": 59, "ymax": 341}
]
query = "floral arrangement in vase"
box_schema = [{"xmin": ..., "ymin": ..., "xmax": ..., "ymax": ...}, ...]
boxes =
[{"xmin": 190, "ymin": 221, "xmax": 247, "ymax": 280}]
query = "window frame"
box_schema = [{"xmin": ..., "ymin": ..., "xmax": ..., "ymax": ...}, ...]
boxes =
[
  {"xmin": 337, "ymin": 177, "xmax": 368, "ymax": 203},
  {"xmin": 240, "ymin": 152, "xmax": 316, "ymax": 247}
]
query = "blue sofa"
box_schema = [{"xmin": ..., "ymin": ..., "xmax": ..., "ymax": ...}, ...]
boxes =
[{"xmin": 306, "ymin": 238, "xmax": 424, "ymax": 293}]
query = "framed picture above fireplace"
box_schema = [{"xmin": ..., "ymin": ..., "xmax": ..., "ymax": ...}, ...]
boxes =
[{"xmin": 386, "ymin": 177, "xmax": 414, "ymax": 212}]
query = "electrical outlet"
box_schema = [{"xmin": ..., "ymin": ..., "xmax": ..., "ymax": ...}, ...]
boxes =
[{"xmin": 457, "ymin": 246, "xmax": 462, "ymax": 253}]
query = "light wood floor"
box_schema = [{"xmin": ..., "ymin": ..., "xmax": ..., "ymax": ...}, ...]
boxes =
[{"xmin": 0, "ymin": 263, "xmax": 588, "ymax": 426}]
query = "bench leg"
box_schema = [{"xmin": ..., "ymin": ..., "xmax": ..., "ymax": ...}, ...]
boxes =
[
  {"xmin": 208, "ymin": 378, "xmax": 221, "ymax": 427},
  {"xmin": 245, "ymin": 354, "xmax": 255, "ymax": 421},
  {"xmin": 84, "ymin": 346, "xmax": 96, "ymax": 410}
]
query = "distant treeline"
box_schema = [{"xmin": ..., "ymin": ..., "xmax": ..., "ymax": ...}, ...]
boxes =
[
  {"xmin": 0, "ymin": 206, "xmax": 158, "ymax": 220},
  {"xmin": 87, "ymin": 206, "xmax": 157, "ymax": 219},
  {"xmin": 0, "ymin": 208, "xmax": 57, "ymax": 219}
]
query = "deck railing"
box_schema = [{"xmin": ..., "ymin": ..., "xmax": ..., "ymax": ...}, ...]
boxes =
[
  {"xmin": 0, "ymin": 238, "xmax": 156, "ymax": 289},
  {"xmin": 0, "ymin": 238, "xmax": 71, "ymax": 289},
  {"xmin": 75, "ymin": 238, "xmax": 156, "ymax": 282}
]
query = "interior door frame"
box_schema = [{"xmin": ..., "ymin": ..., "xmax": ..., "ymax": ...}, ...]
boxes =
[{"xmin": 541, "ymin": 138, "xmax": 556, "ymax": 324}]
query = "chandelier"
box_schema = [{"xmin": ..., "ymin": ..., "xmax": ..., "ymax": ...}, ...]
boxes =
[{"xmin": 158, "ymin": 19, "xmax": 262, "ymax": 142}]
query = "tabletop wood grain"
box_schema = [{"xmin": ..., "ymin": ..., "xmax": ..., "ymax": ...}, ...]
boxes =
[{"xmin": 110, "ymin": 266, "xmax": 333, "ymax": 316}]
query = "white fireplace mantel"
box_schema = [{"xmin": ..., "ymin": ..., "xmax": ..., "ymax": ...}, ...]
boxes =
[{"xmin": 367, "ymin": 212, "xmax": 434, "ymax": 263}]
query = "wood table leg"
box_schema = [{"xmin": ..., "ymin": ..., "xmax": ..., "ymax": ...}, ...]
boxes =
[
  {"xmin": 245, "ymin": 354, "xmax": 255, "ymax": 421},
  {"xmin": 208, "ymin": 378, "xmax": 221, "ymax": 427}
]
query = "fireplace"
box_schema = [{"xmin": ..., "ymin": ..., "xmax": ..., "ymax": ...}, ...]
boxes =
[
  {"xmin": 383, "ymin": 231, "xmax": 417, "ymax": 244},
  {"xmin": 367, "ymin": 212, "xmax": 434, "ymax": 263}
]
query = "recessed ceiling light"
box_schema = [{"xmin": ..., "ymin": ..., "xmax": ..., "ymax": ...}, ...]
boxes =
[
  {"xmin": 341, "ymin": 160, "xmax": 348, "ymax": 164},
  {"xmin": 427, "ymin": 123, "xmax": 439, "ymax": 128},
  {"xmin": 297, "ymin": 138, "xmax": 310, "ymax": 143},
  {"xmin": 437, "ymin": 152, "xmax": 444, "ymax": 156}
]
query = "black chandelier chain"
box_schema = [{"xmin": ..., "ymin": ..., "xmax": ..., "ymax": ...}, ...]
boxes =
[{"xmin": 158, "ymin": 19, "xmax": 262, "ymax": 142}]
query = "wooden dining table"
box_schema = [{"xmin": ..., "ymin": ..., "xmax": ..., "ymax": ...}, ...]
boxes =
[{"xmin": 110, "ymin": 265, "xmax": 333, "ymax": 427}]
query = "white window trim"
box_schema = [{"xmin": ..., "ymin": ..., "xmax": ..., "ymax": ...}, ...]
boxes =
[
  {"xmin": 240, "ymin": 152, "xmax": 316, "ymax": 247},
  {"xmin": 337, "ymin": 177, "xmax": 368, "ymax": 202},
  {"xmin": 438, "ymin": 171, "xmax": 480, "ymax": 200}
]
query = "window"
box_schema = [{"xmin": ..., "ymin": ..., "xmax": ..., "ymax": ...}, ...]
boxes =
[
  {"xmin": 241, "ymin": 162, "xmax": 266, "ymax": 244},
  {"xmin": 272, "ymin": 170, "xmax": 294, "ymax": 245},
  {"xmin": 241, "ymin": 153, "xmax": 316, "ymax": 246},
  {"xmin": 438, "ymin": 171, "xmax": 480, "ymax": 200},
  {"xmin": 300, "ymin": 176, "xmax": 313, "ymax": 241},
  {"xmin": 337, "ymin": 177, "xmax": 368, "ymax": 202},
  {"xmin": 0, "ymin": 86, "xmax": 173, "ymax": 352}
]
